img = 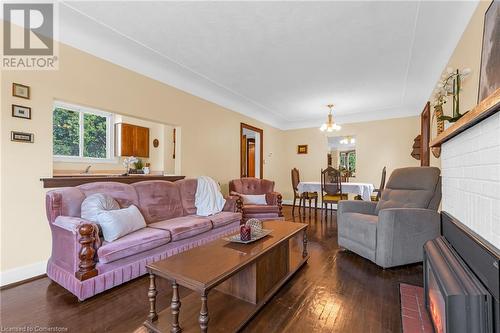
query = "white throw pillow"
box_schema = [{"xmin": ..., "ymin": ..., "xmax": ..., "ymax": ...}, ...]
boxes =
[
  {"xmin": 239, "ymin": 194, "xmax": 267, "ymax": 205},
  {"xmin": 96, "ymin": 205, "xmax": 146, "ymax": 242},
  {"xmin": 81, "ymin": 193, "xmax": 120, "ymax": 222}
]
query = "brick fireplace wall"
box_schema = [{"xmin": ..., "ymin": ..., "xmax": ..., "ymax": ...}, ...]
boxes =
[{"xmin": 441, "ymin": 112, "xmax": 500, "ymax": 249}]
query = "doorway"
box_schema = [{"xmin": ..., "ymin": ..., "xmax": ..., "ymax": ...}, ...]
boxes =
[{"xmin": 240, "ymin": 123, "xmax": 263, "ymax": 178}]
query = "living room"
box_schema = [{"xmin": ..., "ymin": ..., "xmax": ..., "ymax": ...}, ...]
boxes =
[{"xmin": 1, "ymin": 1, "xmax": 499, "ymax": 332}]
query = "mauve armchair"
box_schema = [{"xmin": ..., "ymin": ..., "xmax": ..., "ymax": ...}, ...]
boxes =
[
  {"xmin": 337, "ymin": 167, "xmax": 442, "ymax": 268},
  {"xmin": 229, "ymin": 177, "xmax": 284, "ymax": 222}
]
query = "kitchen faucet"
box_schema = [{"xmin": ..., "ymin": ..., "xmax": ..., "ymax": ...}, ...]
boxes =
[{"xmin": 83, "ymin": 165, "xmax": 92, "ymax": 174}]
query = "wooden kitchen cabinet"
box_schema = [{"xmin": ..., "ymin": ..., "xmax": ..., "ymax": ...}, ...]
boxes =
[
  {"xmin": 133, "ymin": 126, "xmax": 149, "ymax": 157},
  {"xmin": 116, "ymin": 123, "xmax": 150, "ymax": 157}
]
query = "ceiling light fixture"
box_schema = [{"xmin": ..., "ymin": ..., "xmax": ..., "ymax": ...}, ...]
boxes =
[{"xmin": 320, "ymin": 104, "xmax": 341, "ymax": 132}]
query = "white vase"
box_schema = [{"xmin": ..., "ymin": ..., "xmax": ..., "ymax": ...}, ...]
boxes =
[{"xmin": 143, "ymin": 167, "xmax": 150, "ymax": 175}]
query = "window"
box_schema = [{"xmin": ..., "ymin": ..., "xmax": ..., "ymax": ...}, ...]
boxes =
[
  {"xmin": 53, "ymin": 102, "xmax": 115, "ymax": 162},
  {"xmin": 339, "ymin": 150, "xmax": 356, "ymax": 176}
]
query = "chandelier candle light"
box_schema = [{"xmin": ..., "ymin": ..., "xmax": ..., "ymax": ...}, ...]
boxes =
[{"xmin": 320, "ymin": 104, "xmax": 341, "ymax": 132}]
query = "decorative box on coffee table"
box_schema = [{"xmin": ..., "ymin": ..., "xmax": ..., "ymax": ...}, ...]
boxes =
[{"xmin": 143, "ymin": 220, "xmax": 308, "ymax": 332}]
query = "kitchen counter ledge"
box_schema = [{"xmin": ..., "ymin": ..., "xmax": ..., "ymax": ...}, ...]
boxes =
[{"xmin": 40, "ymin": 174, "xmax": 185, "ymax": 188}]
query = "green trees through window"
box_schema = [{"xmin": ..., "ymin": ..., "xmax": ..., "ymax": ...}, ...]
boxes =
[
  {"xmin": 53, "ymin": 107, "xmax": 79, "ymax": 156},
  {"xmin": 83, "ymin": 113, "xmax": 107, "ymax": 158},
  {"xmin": 53, "ymin": 105, "xmax": 109, "ymax": 159}
]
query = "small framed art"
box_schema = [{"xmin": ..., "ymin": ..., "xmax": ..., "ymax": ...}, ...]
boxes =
[
  {"xmin": 12, "ymin": 83, "xmax": 30, "ymax": 99},
  {"xmin": 12, "ymin": 105, "xmax": 32, "ymax": 119},
  {"xmin": 297, "ymin": 145, "xmax": 308, "ymax": 154},
  {"xmin": 11, "ymin": 131, "xmax": 34, "ymax": 143}
]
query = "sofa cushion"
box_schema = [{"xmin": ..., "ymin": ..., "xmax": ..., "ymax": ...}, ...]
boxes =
[
  {"xmin": 78, "ymin": 182, "xmax": 139, "ymax": 208},
  {"xmin": 338, "ymin": 213, "xmax": 378, "ymax": 250},
  {"xmin": 132, "ymin": 181, "xmax": 184, "ymax": 223},
  {"xmin": 209, "ymin": 212, "xmax": 241, "ymax": 228},
  {"xmin": 229, "ymin": 178, "xmax": 275, "ymax": 195},
  {"xmin": 239, "ymin": 194, "xmax": 267, "ymax": 205},
  {"xmin": 148, "ymin": 216, "xmax": 213, "ymax": 241},
  {"xmin": 96, "ymin": 205, "xmax": 147, "ymax": 242},
  {"xmin": 97, "ymin": 227, "xmax": 171, "ymax": 264},
  {"xmin": 81, "ymin": 193, "xmax": 120, "ymax": 223},
  {"xmin": 376, "ymin": 189, "xmax": 435, "ymax": 213},
  {"xmin": 243, "ymin": 205, "xmax": 280, "ymax": 214},
  {"xmin": 176, "ymin": 179, "xmax": 198, "ymax": 215}
]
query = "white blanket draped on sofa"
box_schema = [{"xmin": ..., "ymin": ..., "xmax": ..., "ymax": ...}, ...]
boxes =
[{"xmin": 195, "ymin": 176, "xmax": 226, "ymax": 216}]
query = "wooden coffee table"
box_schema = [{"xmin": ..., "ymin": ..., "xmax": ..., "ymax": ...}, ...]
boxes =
[{"xmin": 143, "ymin": 220, "xmax": 308, "ymax": 332}]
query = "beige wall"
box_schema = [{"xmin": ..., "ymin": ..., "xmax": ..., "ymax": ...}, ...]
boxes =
[
  {"xmin": 0, "ymin": 42, "xmax": 285, "ymax": 273},
  {"xmin": 430, "ymin": 1, "xmax": 491, "ymax": 133},
  {"xmin": 281, "ymin": 117, "xmax": 420, "ymax": 200}
]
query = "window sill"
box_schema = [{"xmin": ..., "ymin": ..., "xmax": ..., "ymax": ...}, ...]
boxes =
[{"xmin": 53, "ymin": 156, "xmax": 119, "ymax": 164}]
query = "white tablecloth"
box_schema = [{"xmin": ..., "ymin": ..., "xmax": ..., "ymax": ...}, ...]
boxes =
[{"xmin": 298, "ymin": 181, "xmax": 375, "ymax": 201}]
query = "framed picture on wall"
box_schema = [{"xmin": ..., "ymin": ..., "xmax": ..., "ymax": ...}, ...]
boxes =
[
  {"xmin": 12, "ymin": 83, "xmax": 30, "ymax": 99},
  {"xmin": 11, "ymin": 131, "xmax": 34, "ymax": 143},
  {"xmin": 12, "ymin": 105, "xmax": 32, "ymax": 119},
  {"xmin": 297, "ymin": 145, "xmax": 308, "ymax": 154},
  {"xmin": 478, "ymin": 0, "xmax": 500, "ymax": 103}
]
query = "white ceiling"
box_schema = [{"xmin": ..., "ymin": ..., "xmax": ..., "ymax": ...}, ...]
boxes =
[{"xmin": 58, "ymin": 1, "xmax": 479, "ymax": 130}]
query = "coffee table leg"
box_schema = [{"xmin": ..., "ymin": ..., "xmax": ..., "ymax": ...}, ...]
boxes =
[
  {"xmin": 171, "ymin": 281, "xmax": 182, "ymax": 333},
  {"xmin": 147, "ymin": 273, "xmax": 158, "ymax": 323},
  {"xmin": 199, "ymin": 291, "xmax": 209, "ymax": 333},
  {"xmin": 303, "ymin": 229, "xmax": 308, "ymax": 258}
]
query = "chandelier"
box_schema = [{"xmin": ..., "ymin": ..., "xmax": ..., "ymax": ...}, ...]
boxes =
[{"xmin": 319, "ymin": 104, "xmax": 341, "ymax": 132}]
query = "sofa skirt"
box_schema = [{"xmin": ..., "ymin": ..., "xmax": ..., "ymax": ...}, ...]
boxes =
[{"xmin": 47, "ymin": 222, "xmax": 240, "ymax": 301}]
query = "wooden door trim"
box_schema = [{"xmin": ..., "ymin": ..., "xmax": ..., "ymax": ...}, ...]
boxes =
[
  {"xmin": 420, "ymin": 102, "xmax": 430, "ymax": 166},
  {"xmin": 240, "ymin": 123, "xmax": 264, "ymax": 179}
]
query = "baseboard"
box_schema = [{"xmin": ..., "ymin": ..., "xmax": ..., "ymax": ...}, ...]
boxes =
[
  {"xmin": 0, "ymin": 261, "xmax": 47, "ymax": 288},
  {"xmin": 281, "ymin": 199, "xmax": 294, "ymax": 205}
]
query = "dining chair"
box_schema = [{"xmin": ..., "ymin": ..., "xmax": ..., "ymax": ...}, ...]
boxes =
[
  {"xmin": 321, "ymin": 167, "xmax": 348, "ymax": 218},
  {"xmin": 291, "ymin": 168, "xmax": 318, "ymax": 217},
  {"xmin": 371, "ymin": 166, "xmax": 387, "ymax": 201}
]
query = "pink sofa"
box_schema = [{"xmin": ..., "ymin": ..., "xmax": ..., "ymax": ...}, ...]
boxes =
[
  {"xmin": 45, "ymin": 179, "xmax": 241, "ymax": 300},
  {"xmin": 229, "ymin": 177, "xmax": 284, "ymax": 222}
]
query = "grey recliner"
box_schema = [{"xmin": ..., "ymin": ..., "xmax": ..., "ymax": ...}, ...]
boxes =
[{"xmin": 337, "ymin": 167, "xmax": 441, "ymax": 268}]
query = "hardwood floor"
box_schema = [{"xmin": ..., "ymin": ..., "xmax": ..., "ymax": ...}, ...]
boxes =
[{"xmin": 0, "ymin": 206, "xmax": 422, "ymax": 332}]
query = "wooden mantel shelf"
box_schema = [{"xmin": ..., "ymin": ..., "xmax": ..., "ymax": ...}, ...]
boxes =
[{"xmin": 430, "ymin": 88, "xmax": 500, "ymax": 148}]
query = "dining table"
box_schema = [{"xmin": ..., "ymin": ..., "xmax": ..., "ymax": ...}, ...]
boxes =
[{"xmin": 298, "ymin": 181, "xmax": 375, "ymax": 201}]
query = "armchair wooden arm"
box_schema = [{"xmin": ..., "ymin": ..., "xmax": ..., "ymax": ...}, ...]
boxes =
[
  {"xmin": 236, "ymin": 196, "xmax": 244, "ymax": 214},
  {"xmin": 277, "ymin": 193, "xmax": 283, "ymax": 217}
]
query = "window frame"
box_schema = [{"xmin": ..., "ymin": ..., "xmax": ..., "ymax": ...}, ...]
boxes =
[
  {"xmin": 53, "ymin": 101, "xmax": 117, "ymax": 163},
  {"xmin": 340, "ymin": 150, "xmax": 356, "ymax": 174}
]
